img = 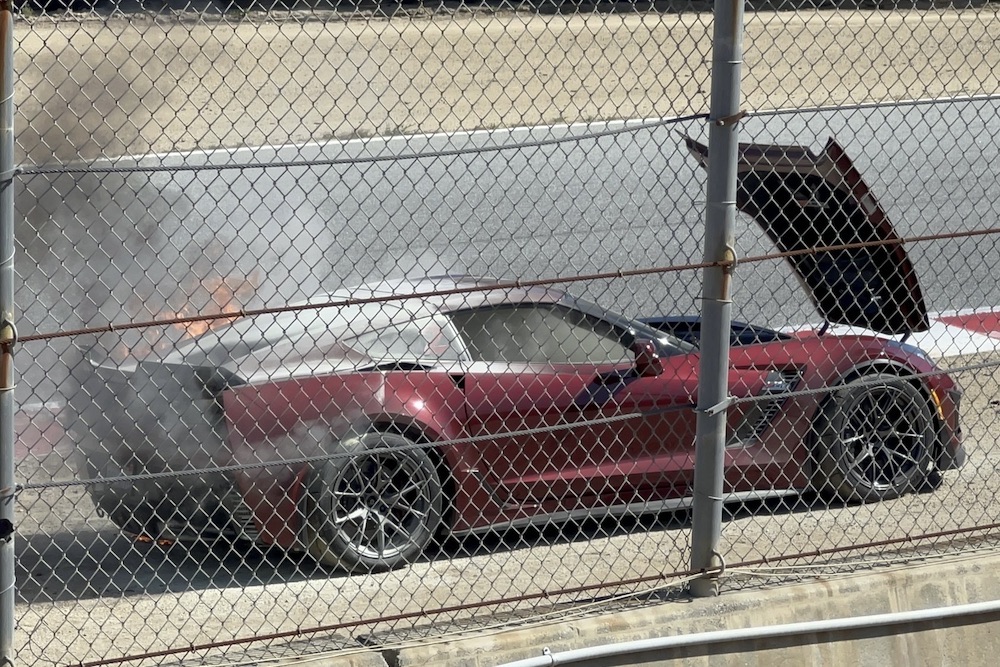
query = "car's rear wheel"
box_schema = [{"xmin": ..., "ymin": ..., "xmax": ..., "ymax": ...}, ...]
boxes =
[
  {"xmin": 306, "ymin": 432, "xmax": 443, "ymax": 573},
  {"xmin": 814, "ymin": 373, "xmax": 934, "ymax": 502}
]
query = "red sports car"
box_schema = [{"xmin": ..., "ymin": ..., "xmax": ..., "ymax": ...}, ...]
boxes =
[{"xmin": 73, "ymin": 138, "xmax": 964, "ymax": 573}]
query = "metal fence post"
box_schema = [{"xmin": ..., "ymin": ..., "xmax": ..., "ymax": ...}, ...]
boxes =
[
  {"xmin": 688, "ymin": 0, "xmax": 745, "ymax": 598},
  {"xmin": 0, "ymin": 1, "xmax": 14, "ymax": 662}
]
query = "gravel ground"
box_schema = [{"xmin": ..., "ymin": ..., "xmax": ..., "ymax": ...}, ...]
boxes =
[{"xmin": 14, "ymin": 8, "xmax": 1000, "ymax": 162}]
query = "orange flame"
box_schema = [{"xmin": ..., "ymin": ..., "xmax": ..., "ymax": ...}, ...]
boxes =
[
  {"xmin": 161, "ymin": 272, "xmax": 260, "ymax": 338},
  {"xmin": 133, "ymin": 534, "xmax": 175, "ymax": 547},
  {"xmin": 108, "ymin": 272, "xmax": 261, "ymax": 362},
  {"xmin": 166, "ymin": 275, "xmax": 259, "ymax": 339}
]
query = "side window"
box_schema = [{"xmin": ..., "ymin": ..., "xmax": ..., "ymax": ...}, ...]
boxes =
[
  {"xmin": 448, "ymin": 305, "xmax": 631, "ymax": 365},
  {"xmin": 350, "ymin": 317, "xmax": 463, "ymax": 362}
]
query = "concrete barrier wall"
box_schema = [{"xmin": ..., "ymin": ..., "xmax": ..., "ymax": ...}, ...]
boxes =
[{"xmin": 367, "ymin": 551, "xmax": 1000, "ymax": 666}]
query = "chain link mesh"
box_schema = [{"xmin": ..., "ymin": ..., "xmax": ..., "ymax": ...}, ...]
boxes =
[{"xmin": 12, "ymin": 1, "xmax": 1000, "ymax": 665}]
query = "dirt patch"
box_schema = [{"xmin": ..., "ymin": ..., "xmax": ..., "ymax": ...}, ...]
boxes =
[{"xmin": 14, "ymin": 8, "xmax": 1000, "ymax": 162}]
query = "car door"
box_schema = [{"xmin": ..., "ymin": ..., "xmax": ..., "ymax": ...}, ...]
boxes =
[
  {"xmin": 578, "ymin": 353, "xmax": 803, "ymax": 503},
  {"xmin": 447, "ymin": 302, "xmax": 701, "ymax": 515}
]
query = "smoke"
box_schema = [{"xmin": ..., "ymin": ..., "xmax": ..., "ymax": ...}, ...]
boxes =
[{"xmin": 18, "ymin": 146, "xmax": 428, "ymax": 544}]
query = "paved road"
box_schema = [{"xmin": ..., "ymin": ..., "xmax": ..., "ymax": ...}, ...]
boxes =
[{"xmin": 17, "ymin": 97, "xmax": 1000, "ymax": 403}]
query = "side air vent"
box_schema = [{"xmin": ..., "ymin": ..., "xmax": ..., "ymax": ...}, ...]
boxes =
[{"xmin": 729, "ymin": 369, "xmax": 801, "ymax": 446}]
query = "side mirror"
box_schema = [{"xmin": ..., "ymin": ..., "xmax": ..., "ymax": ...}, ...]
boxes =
[{"xmin": 631, "ymin": 339, "xmax": 663, "ymax": 378}]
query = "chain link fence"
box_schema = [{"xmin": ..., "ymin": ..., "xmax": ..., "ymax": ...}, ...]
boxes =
[{"xmin": 10, "ymin": 1, "xmax": 1000, "ymax": 665}]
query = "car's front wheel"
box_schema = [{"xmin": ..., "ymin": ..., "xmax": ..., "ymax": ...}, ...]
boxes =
[
  {"xmin": 814, "ymin": 373, "xmax": 935, "ymax": 502},
  {"xmin": 306, "ymin": 432, "xmax": 443, "ymax": 573}
]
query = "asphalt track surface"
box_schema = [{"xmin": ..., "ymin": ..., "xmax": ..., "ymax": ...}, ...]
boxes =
[{"xmin": 16, "ymin": 97, "xmax": 1000, "ymax": 403}]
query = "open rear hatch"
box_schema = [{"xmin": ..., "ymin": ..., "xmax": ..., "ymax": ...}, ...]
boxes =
[{"xmin": 685, "ymin": 137, "xmax": 929, "ymax": 335}]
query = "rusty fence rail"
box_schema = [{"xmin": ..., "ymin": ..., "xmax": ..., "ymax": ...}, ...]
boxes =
[{"xmin": 10, "ymin": 3, "xmax": 1000, "ymax": 666}]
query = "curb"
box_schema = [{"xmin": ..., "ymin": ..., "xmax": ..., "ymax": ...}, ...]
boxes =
[{"xmin": 342, "ymin": 551, "xmax": 1000, "ymax": 666}]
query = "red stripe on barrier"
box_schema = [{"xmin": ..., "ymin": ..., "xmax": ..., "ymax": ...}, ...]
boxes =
[{"xmin": 937, "ymin": 311, "xmax": 1000, "ymax": 339}]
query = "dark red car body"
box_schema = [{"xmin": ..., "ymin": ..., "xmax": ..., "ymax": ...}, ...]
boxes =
[
  {"xmin": 224, "ymin": 323, "xmax": 961, "ymax": 549},
  {"xmin": 74, "ymin": 138, "xmax": 964, "ymax": 566}
]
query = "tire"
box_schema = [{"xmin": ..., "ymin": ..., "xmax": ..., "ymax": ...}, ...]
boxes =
[
  {"xmin": 814, "ymin": 373, "xmax": 934, "ymax": 503},
  {"xmin": 306, "ymin": 432, "xmax": 443, "ymax": 573}
]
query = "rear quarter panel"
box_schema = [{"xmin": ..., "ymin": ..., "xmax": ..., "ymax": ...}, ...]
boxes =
[{"xmin": 223, "ymin": 370, "xmax": 467, "ymax": 548}]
